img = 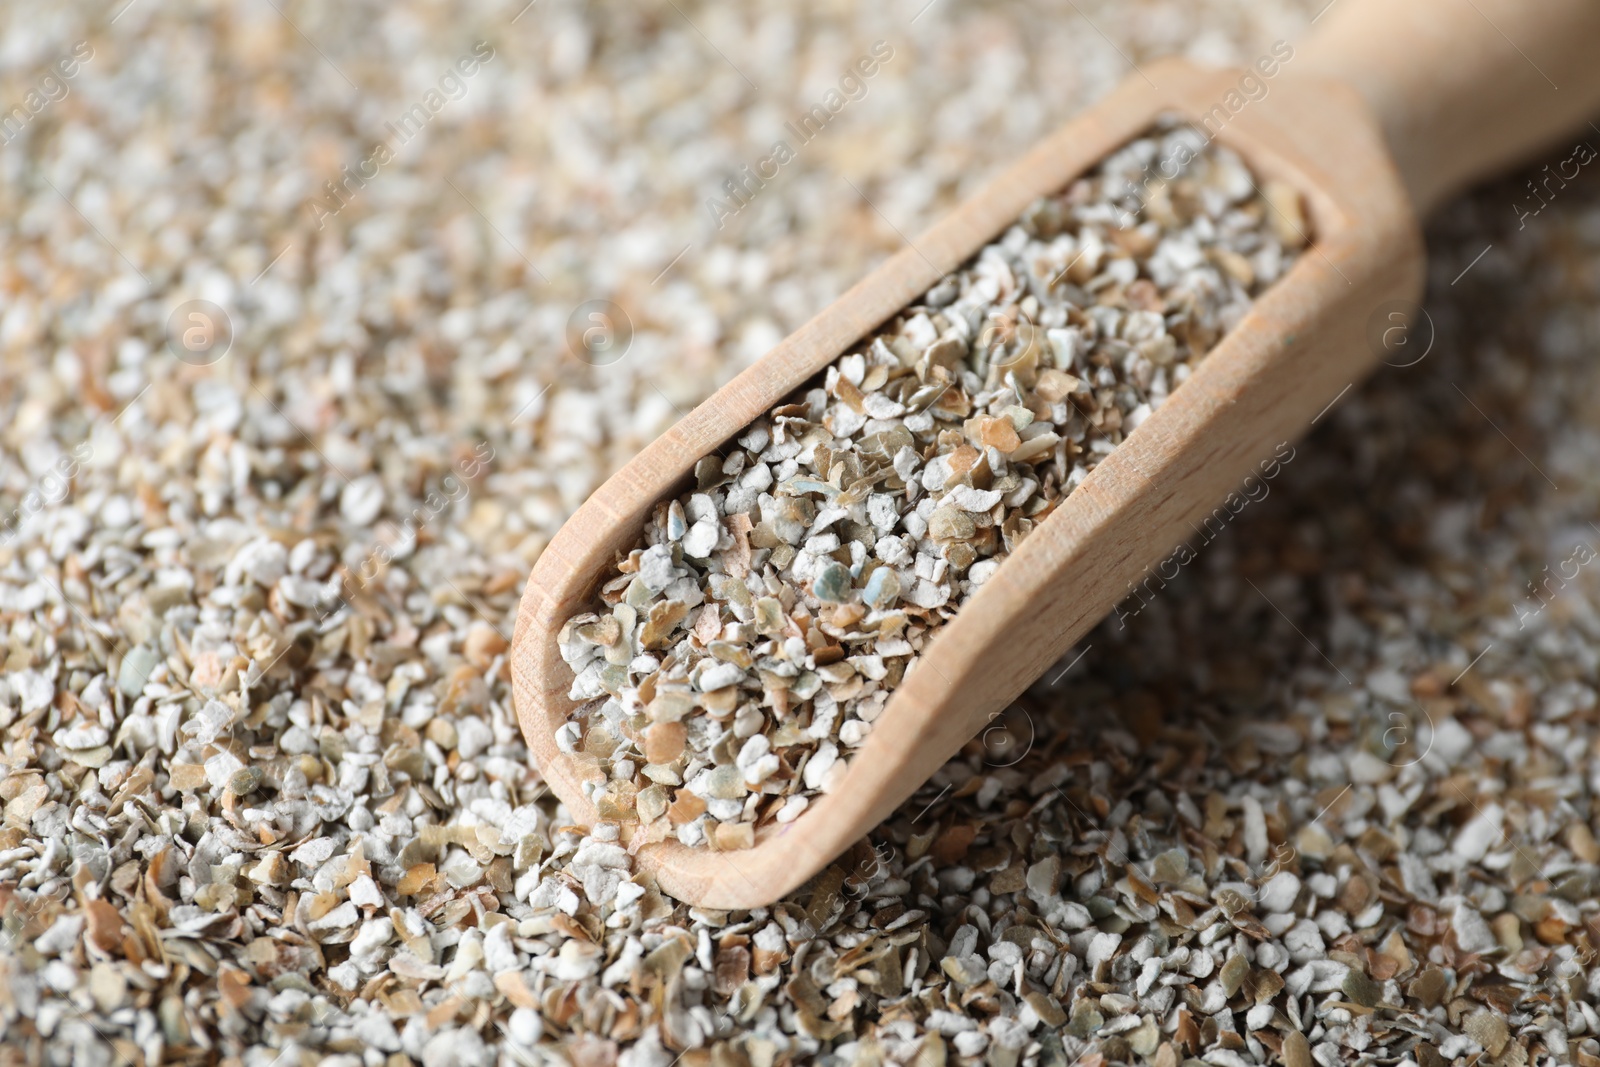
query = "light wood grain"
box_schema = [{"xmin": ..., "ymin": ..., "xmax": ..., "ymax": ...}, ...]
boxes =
[
  {"xmin": 1298, "ymin": 0, "xmax": 1600, "ymax": 216},
  {"xmin": 514, "ymin": 0, "xmax": 1600, "ymax": 908}
]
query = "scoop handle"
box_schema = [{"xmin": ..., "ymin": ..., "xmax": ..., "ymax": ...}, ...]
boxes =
[{"xmin": 1297, "ymin": 0, "xmax": 1600, "ymax": 215}]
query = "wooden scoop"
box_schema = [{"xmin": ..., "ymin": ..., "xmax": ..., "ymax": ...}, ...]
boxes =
[{"xmin": 514, "ymin": 0, "xmax": 1600, "ymax": 908}]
